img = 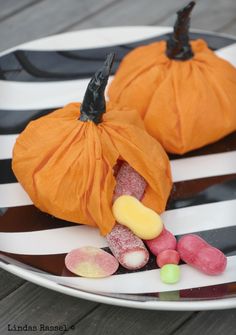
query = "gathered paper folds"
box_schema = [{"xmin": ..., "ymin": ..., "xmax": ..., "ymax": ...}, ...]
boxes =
[{"xmin": 12, "ymin": 103, "xmax": 172, "ymax": 235}]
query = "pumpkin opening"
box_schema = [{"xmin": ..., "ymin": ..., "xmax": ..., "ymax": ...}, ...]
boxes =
[{"xmin": 166, "ymin": 1, "xmax": 195, "ymax": 61}]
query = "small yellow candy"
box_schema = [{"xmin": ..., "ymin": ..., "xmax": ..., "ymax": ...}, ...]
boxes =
[{"xmin": 112, "ymin": 195, "xmax": 163, "ymax": 239}]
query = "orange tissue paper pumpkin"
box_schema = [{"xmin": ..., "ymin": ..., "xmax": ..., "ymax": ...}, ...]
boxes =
[
  {"xmin": 108, "ymin": 2, "xmax": 236, "ymax": 154},
  {"xmin": 12, "ymin": 54, "xmax": 172, "ymax": 236}
]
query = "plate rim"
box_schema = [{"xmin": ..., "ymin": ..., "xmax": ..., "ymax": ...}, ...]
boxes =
[{"xmin": 1, "ymin": 260, "xmax": 236, "ymax": 311}]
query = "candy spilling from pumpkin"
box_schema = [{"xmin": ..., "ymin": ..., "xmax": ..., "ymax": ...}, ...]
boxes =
[{"xmin": 108, "ymin": 1, "xmax": 236, "ymax": 154}]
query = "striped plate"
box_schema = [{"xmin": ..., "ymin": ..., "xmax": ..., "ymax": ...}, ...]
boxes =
[{"xmin": 0, "ymin": 26, "xmax": 236, "ymax": 311}]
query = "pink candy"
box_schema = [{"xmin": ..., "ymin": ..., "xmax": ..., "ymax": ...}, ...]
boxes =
[
  {"xmin": 106, "ymin": 223, "xmax": 149, "ymax": 270},
  {"xmin": 145, "ymin": 228, "xmax": 177, "ymax": 256},
  {"xmin": 65, "ymin": 246, "xmax": 119, "ymax": 278},
  {"xmin": 177, "ymin": 234, "xmax": 227, "ymax": 275},
  {"xmin": 157, "ymin": 249, "xmax": 180, "ymax": 268},
  {"xmin": 109, "ymin": 161, "xmax": 228, "ymax": 279},
  {"xmin": 106, "ymin": 162, "xmax": 149, "ymax": 270},
  {"xmin": 113, "ymin": 161, "xmax": 147, "ymax": 202}
]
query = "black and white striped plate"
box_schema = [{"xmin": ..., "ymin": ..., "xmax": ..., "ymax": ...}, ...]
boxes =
[{"xmin": 1, "ymin": 26, "xmax": 236, "ymax": 311}]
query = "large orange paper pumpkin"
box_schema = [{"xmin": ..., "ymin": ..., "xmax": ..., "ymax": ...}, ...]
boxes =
[
  {"xmin": 12, "ymin": 54, "xmax": 172, "ymax": 236},
  {"xmin": 108, "ymin": 2, "xmax": 236, "ymax": 154}
]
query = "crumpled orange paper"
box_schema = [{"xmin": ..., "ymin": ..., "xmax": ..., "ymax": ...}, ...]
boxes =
[
  {"xmin": 108, "ymin": 39, "xmax": 236, "ymax": 154},
  {"xmin": 12, "ymin": 103, "xmax": 172, "ymax": 235}
]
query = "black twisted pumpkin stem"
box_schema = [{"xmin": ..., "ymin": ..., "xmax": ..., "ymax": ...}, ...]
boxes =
[
  {"xmin": 80, "ymin": 53, "xmax": 115, "ymax": 124},
  {"xmin": 166, "ymin": 1, "xmax": 195, "ymax": 60}
]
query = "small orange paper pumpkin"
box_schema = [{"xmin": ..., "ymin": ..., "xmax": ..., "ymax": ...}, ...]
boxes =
[
  {"xmin": 12, "ymin": 54, "xmax": 172, "ymax": 236},
  {"xmin": 108, "ymin": 2, "xmax": 236, "ymax": 154}
]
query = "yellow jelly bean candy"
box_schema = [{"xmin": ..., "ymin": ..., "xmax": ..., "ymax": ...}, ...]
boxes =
[{"xmin": 112, "ymin": 195, "xmax": 163, "ymax": 239}]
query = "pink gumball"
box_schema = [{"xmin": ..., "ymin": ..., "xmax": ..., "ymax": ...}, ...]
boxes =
[
  {"xmin": 145, "ymin": 229, "xmax": 176, "ymax": 256},
  {"xmin": 156, "ymin": 249, "xmax": 180, "ymax": 268}
]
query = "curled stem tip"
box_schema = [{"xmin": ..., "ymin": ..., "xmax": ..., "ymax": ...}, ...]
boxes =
[
  {"xmin": 166, "ymin": 1, "xmax": 196, "ymax": 61},
  {"xmin": 80, "ymin": 53, "xmax": 115, "ymax": 124}
]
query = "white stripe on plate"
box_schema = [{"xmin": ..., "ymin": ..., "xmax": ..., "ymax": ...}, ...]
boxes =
[
  {"xmin": 170, "ymin": 151, "xmax": 236, "ymax": 182},
  {"xmin": 0, "ymin": 226, "xmax": 108, "ymax": 255},
  {"xmin": 0, "ymin": 27, "xmax": 172, "ymax": 56},
  {"xmin": 1, "ymin": 150, "xmax": 235, "ymax": 208},
  {"xmin": 0, "ymin": 78, "xmax": 91, "ymax": 110},
  {"xmin": 0, "ymin": 134, "xmax": 18, "ymax": 159},
  {"xmin": 163, "ymin": 199, "xmax": 236, "ymax": 235},
  {"xmin": 3, "ymin": 255, "xmax": 235, "ymax": 294},
  {"xmin": 0, "ymin": 199, "xmax": 235, "ymax": 255},
  {"xmin": 215, "ymin": 42, "xmax": 236, "ymax": 68},
  {"xmin": 0, "ymin": 183, "xmax": 32, "ymax": 207},
  {"xmin": 0, "ymin": 77, "xmax": 113, "ymax": 110}
]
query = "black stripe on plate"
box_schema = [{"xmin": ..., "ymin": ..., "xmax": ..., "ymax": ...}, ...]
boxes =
[
  {"xmin": 167, "ymin": 174, "xmax": 236, "ymax": 210},
  {"xmin": 0, "ymin": 108, "xmax": 53, "ymax": 134},
  {"xmin": 102, "ymin": 282, "xmax": 235, "ymax": 301},
  {"xmin": 148, "ymin": 283, "xmax": 235, "ymax": 300},
  {"xmin": 0, "ymin": 32, "xmax": 235, "ymax": 82},
  {"xmin": 0, "ymin": 208, "xmax": 8, "ymax": 216},
  {"xmin": 0, "ymin": 204, "xmax": 76, "ymax": 232},
  {"xmin": 0, "ymin": 160, "xmax": 17, "ymax": 183}
]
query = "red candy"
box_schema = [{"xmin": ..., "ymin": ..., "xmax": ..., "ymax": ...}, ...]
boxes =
[
  {"xmin": 106, "ymin": 162, "xmax": 149, "ymax": 270},
  {"xmin": 106, "ymin": 223, "xmax": 149, "ymax": 270},
  {"xmin": 157, "ymin": 249, "xmax": 180, "ymax": 268},
  {"xmin": 177, "ymin": 234, "xmax": 227, "ymax": 275},
  {"xmin": 113, "ymin": 161, "xmax": 147, "ymax": 202},
  {"xmin": 145, "ymin": 228, "xmax": 177, "ymax": 256}
]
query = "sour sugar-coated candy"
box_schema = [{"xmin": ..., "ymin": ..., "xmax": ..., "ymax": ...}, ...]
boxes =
[
  {"xmin": 113, "ymin": 161, "xmax": 147, "ymax": 202},
  {"xmin": 106, "ymin": 162, "xmax": 150, "ymax": 270},
  {"xmin": 113, "ymin": 195, "xmax": 163, "ymax": 239},
  {"xmin": 160, "ymin": 264, "xmax": 180, "ymax": 284},
  {"xmin": 157, "ymin": 249, "xmax": 180, "ymax": 268},
  {"xmin": 65, "ymin": 246, "xmax": 119, "ymax": 278},
  {"xmin": 177, "ymin": 234, "xmax": 227, "ymax": 275},
  {"xmin": 145, "ymin": 228, "xmax": 176, "ymax": 256},
  {"xmin": 106, "ymin": 223, "xmax": 149, "ymax": 270}
]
